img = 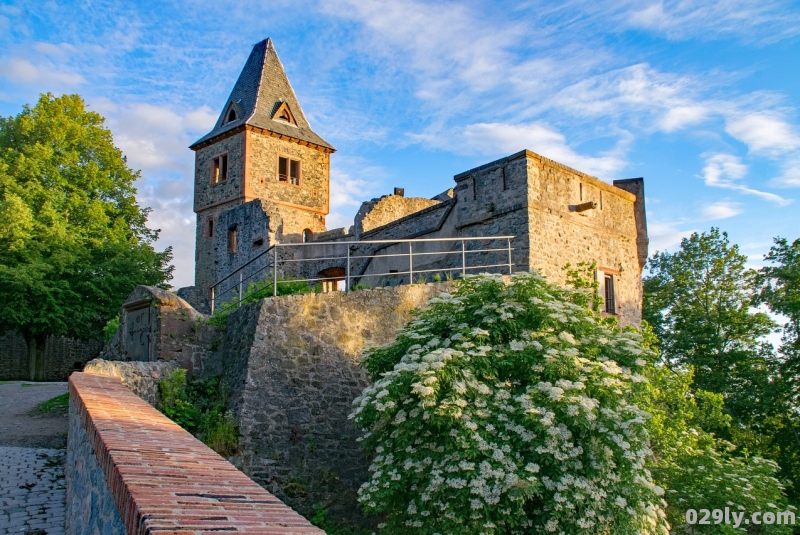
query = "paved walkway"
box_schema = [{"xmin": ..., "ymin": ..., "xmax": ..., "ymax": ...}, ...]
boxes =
[{"xmin": 0, "ymin": 446, "xmax": 66, "ymax": 535}]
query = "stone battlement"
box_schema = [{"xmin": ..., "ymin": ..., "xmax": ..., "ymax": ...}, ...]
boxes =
[{"xmin": 65, "ymin": 372, "xmax": 323, "ymax": 534}]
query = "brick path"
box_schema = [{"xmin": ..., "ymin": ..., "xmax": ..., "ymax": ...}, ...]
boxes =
[{"xmin": 0, "ymin": 447, "xmax": 65, "ymax": 535}]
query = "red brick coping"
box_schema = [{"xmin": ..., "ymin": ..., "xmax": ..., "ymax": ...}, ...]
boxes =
[{"xmin": 69, "ymin": 372, "xmax": 325, "ymax": 534}]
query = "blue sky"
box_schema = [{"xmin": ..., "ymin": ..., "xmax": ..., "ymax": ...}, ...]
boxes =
[{"xmin": 1, "ymin": 0, "xmax": 799, "ymax": 288}]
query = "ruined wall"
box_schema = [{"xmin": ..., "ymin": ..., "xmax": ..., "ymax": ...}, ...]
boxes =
[
  {"xmin": 354, "ymin": 194, "xmax": 440, "ymax": 237},
  {"xmin": 0, "ymin": 330, "xmax": 102, "ymax": 381},
  {"xmin": 100, "ymin": 286, "xmax": 222, "ymax": 376},
  {"xmin": 246, "ymin": 129, "xmax": 329, "ymax": 240},
  {"xmin": 221, "ymin": 283, "xmax": 450, "ymax": 525}
]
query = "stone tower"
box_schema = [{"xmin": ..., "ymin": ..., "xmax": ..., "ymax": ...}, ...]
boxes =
[{"xmin": 190, "ymin": 38, "xmax": 335, "ymax": 295}]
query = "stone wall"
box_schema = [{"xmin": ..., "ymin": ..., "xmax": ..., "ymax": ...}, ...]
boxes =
[
  {"xmin": 66, "ymin": 372, "xmax": 323, "ymax": 534},
  {"xmin": 246, "ymin": 129, "xmax": 329, "ymax": 239},
  {"xmin": 220, "ymin": 283, "xmax": 450, "ymax": 525},
  {"xmin": 0, "ymin": 330, "xmax": 102, "ymax": 381},
  {"xmin": 353, "ymin": 193, "xmax": 440, "ymax": 237},
  {"xmin": 83, "ymin": 358, "xmax": 178, "ymax": 407},
  {"xmin": 65, "ymin": 400, "xmax": 126, "ymax": 535},
  {"xmin": 99, "ymin": 285, "xmax": 221, "ymax": 376}
]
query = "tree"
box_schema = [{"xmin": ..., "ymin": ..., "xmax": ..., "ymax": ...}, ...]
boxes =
[
  {"xmin": 643, "ymin": 228, "xmax": 776, "ymax": 397},
  {"xmin": 760, "ymin": 236, "xmax": 800, "ymax": 356},
  {"xmin": 644, "ymin": 229, "xmax": 800, "ymax": 505},
  {"xmin": 0, "ymin": 93, "xmax": 173, "ymax": 374}
]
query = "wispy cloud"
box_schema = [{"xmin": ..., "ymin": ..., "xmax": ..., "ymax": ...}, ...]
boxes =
[
  {"xmin": 725, "ymin": 112, "xmax": 800, "ymax": 155},
  {"xmin": 0, "ymin": 57, "xmax": 85, "ymax": 86},
  {"xmin": 700, "ymin": 201, "xmax": 743, "ymax": 220},
  {"xmin": 648, "ymin": 221, "xmax": 697, "ymax": 253},
  {"xmin": 701, "ymin": 153, "xmax": 791, "ymax": 205}
]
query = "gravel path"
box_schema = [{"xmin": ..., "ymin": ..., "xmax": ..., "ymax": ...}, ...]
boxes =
[
  {"xmin": 0, "ymin": 382, "xmax": 68, "ymax": 450},
  {"xmin": 0, "ymin": 382, "xmax": 68, "ymax": 535}
]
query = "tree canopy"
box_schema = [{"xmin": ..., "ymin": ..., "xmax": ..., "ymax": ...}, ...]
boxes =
[{"xmin": 0, "ymin": 93, "xmax": 173, "ymax": 350}]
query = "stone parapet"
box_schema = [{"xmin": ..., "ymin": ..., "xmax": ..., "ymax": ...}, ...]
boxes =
[{"xmin": 66, "ymin": 372, "xmax": 324, "ymax": 535}]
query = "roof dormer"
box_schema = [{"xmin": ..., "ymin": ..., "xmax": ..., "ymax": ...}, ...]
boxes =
[{"xmin": 272, "ymin": 100, "xmax": 296, "ymax": 126}]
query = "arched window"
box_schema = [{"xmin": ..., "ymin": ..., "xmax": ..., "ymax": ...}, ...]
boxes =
[
  {"xmin": 227, "ymin": 108, "xmax": 237, "ymax": 122},
  {"xmin": 302, "ymin": 229, "xmax": 313, "ymax": 243}
]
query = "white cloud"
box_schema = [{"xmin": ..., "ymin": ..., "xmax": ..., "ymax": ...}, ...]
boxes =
[
  {"xmin": 771, "ymin": 158, "xmax": 800, "ymax": 187},
  {"xmin": 414, "ymin": 122, "xmax": 626, "ymax": 180},
  {"xmin": 701, "ymin": 153, "xmax": 791, "ymax": 205},
  {"xmin": 660, "ymin": 105, "xmax": 709, "ymax": 132},
  {"xmin": 32, "ymin": 41, "xmax": 78, "ymax": 58},
  {"xmin": 647, "ymin": 222, "xmax": 696, "ymax": 253},
  {"xmin": 622, "ymin": 0, "xmax": 800, "ymax": 42},
  {"xmin": 725, "ymin": 113, "xmax": 800, "ymax": 155},
  {"xmin": 700, "ymin": 201, "xmax": 742, "ymax": 220},
  {"xmin": 327, "ymin": 157, "xmax": 388, "ymax": 230},
  {"xmin": 0, "ymin": 57, "xmax": 85, "ymax": 85}
]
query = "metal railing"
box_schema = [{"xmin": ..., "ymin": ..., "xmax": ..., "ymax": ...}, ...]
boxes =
[{"xmin": 210, "ymin": 236, "xmax": 514, "ymax": 314}]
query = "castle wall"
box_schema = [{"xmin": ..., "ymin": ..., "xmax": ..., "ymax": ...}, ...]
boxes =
[
  {"xmin": 193, "ymin": 132, "xmax": 247, "ymax": 294},
  {"xmin": 220, "ymin": 283, "xmax": 449, "ymax": 526},
  {"xmin": 523, "ymin": 152, "xmax": 643, "ymax": 323},
  {"xmin": 245, "ymin": 129, "xmax": 329, "ymax": 240}
]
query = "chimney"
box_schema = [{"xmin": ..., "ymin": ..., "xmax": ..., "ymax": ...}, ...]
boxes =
[{"xmin": 394, "ymin": 187, "xmax": 405, "ymax": 197}]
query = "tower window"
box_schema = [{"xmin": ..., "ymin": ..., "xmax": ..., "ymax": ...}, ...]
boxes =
[
  {"xmin": 302, "ymin": 229, "xmax": 313, "ymax": 243},
  {"xmin": 228, "ymin": 226, "xmax": 237, "ymax": 254},
  {"xmin": 227, "ymin": 108, "xmax": 237, "ymax": 122},
  {"xmin": 211, "ymin": 154, "xmax": 228, "ymax": 184},
  {"xmin": 278, "ymin": 156, "xmax": 300, "ymax": 185},
  {"xmin": 207, "ymin": 218, "xmax": 214, "ymax": 237}
]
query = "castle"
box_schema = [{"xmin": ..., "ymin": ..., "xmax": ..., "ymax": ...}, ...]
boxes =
[{"xmin": 188, "ymin": 38, "xmax": 649, "ymax": 324}]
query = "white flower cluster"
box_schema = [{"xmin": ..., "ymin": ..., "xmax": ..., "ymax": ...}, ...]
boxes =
[{"xmin": 351, "ymin": 271, "xmax": 669, "ymax": 534}]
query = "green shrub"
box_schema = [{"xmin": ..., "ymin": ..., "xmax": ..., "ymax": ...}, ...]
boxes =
[
  {"xmin": 208, "ymin": 275, "xmax": 315, "ymax": 325},
  {"xmin": 157, "ymin": 369, "xmax": 238, "ymax": 456},
  {"xmin": 352, "ymin": 271, "xmax": 670, "ymax": 534}
]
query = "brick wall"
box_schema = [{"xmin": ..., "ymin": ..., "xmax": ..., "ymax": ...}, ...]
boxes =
[{"xmin": 66, "ymin": 372, "xmax": 324, "ymax": 534}]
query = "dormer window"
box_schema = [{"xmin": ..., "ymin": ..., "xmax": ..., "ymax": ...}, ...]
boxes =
[
  {"xmin": 227, "ymin": 108, "xmax": 237, "ymax": 122},
  {"xmin": 272, "ymin": 101, "xmax": 297, "ymax": 126}
]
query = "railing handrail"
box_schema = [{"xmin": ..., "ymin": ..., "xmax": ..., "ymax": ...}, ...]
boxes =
[
  {"xmin": 210, "ymin": 236, "xmax": 515, "ymax": 290},
  {"xmin": 209, "ymin": 235, "xmax": 516, "ymax": 314}
]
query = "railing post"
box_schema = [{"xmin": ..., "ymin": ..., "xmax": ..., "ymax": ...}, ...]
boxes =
[
  {"xmin": 273, "ymin": 246, "xmax": 278, "ymax": 297},
  {"xmin": 210, "ymin": 286, "xmax": 215, "ymax": 314},
  {"xmin": 346, "ymin": 246, "xmax": 351, "ymax": 293},
  {"xmin": 507, "ymin": 237, "xmax": 513, "ymax": 274},
  {"xmin": 461, "ymin": 240, "xmax": 466, "ymax": 277},
  {"xmin": 238, "ymin": 271, "xmax": 243, "ymax": 307},
  {"xmin": 409, "ymin": 242, "xmax": 413, "ymax": 284}
]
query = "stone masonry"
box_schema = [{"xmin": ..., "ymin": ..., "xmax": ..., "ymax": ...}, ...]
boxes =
[{"xmin": 219, "ymin": 283, "xmax": 450, "ymax": 525}]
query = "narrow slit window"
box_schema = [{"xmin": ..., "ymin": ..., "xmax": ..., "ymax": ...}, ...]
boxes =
[
  {"xmin": 207, "ymin": 218, "xmax": 214, "ymax": 237},
  {"xmin": 579, "ymin": 183, "xmax": 583, "ymax": 201},
  {"xmin": 228, "ymin": 227, "xmax": 237, "ymax": 254},
  {"xmin": 604, "ymin": 274, "xmax": 616, "ymax": 314}
]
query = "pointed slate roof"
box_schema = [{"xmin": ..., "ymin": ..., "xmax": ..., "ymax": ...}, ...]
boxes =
[{"xmin": 190, "ymin": 39, "xmax": 334, "ymax": 151}]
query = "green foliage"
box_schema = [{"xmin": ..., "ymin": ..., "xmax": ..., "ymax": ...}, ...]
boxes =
[
  {"xmin": 103, "ymin": 316, "xmax": 119, "ymax": 343},
  {"xmin": 0, "ymin": 93, "xmax": 173, "ymax": 352},
  {"xmin": 644, "ymin": 228, "xmax": 776, "ymax": 393},
  {"xmin": 644, "ymin": 228, "xmax": 800, "ymax": 508},
  {"xmin": 157, "ymin": 369, "xmax": 238, "ymax": 457},
  {"xmin": 208, "ymin": 275, "xmax": 315, "ymax": 324},
  {"xmin": 353, "ymin": 271, "xmax": 671, "ymax": 534},
  {"xmin": 308, "ymin": 504, "xmax": 373, "ymax": 535},
  {"xmin": 760, "ymin": 236, "xmax": 800, "ymax": 352},
  {"xmin": 30, "ymin": 392, "xmax": 69, "ymax": 415}
]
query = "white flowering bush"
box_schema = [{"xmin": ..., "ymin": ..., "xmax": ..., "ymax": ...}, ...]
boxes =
[{"xmin": 350, "ymin": 271, "xmax": 670, "ymax": 534}]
